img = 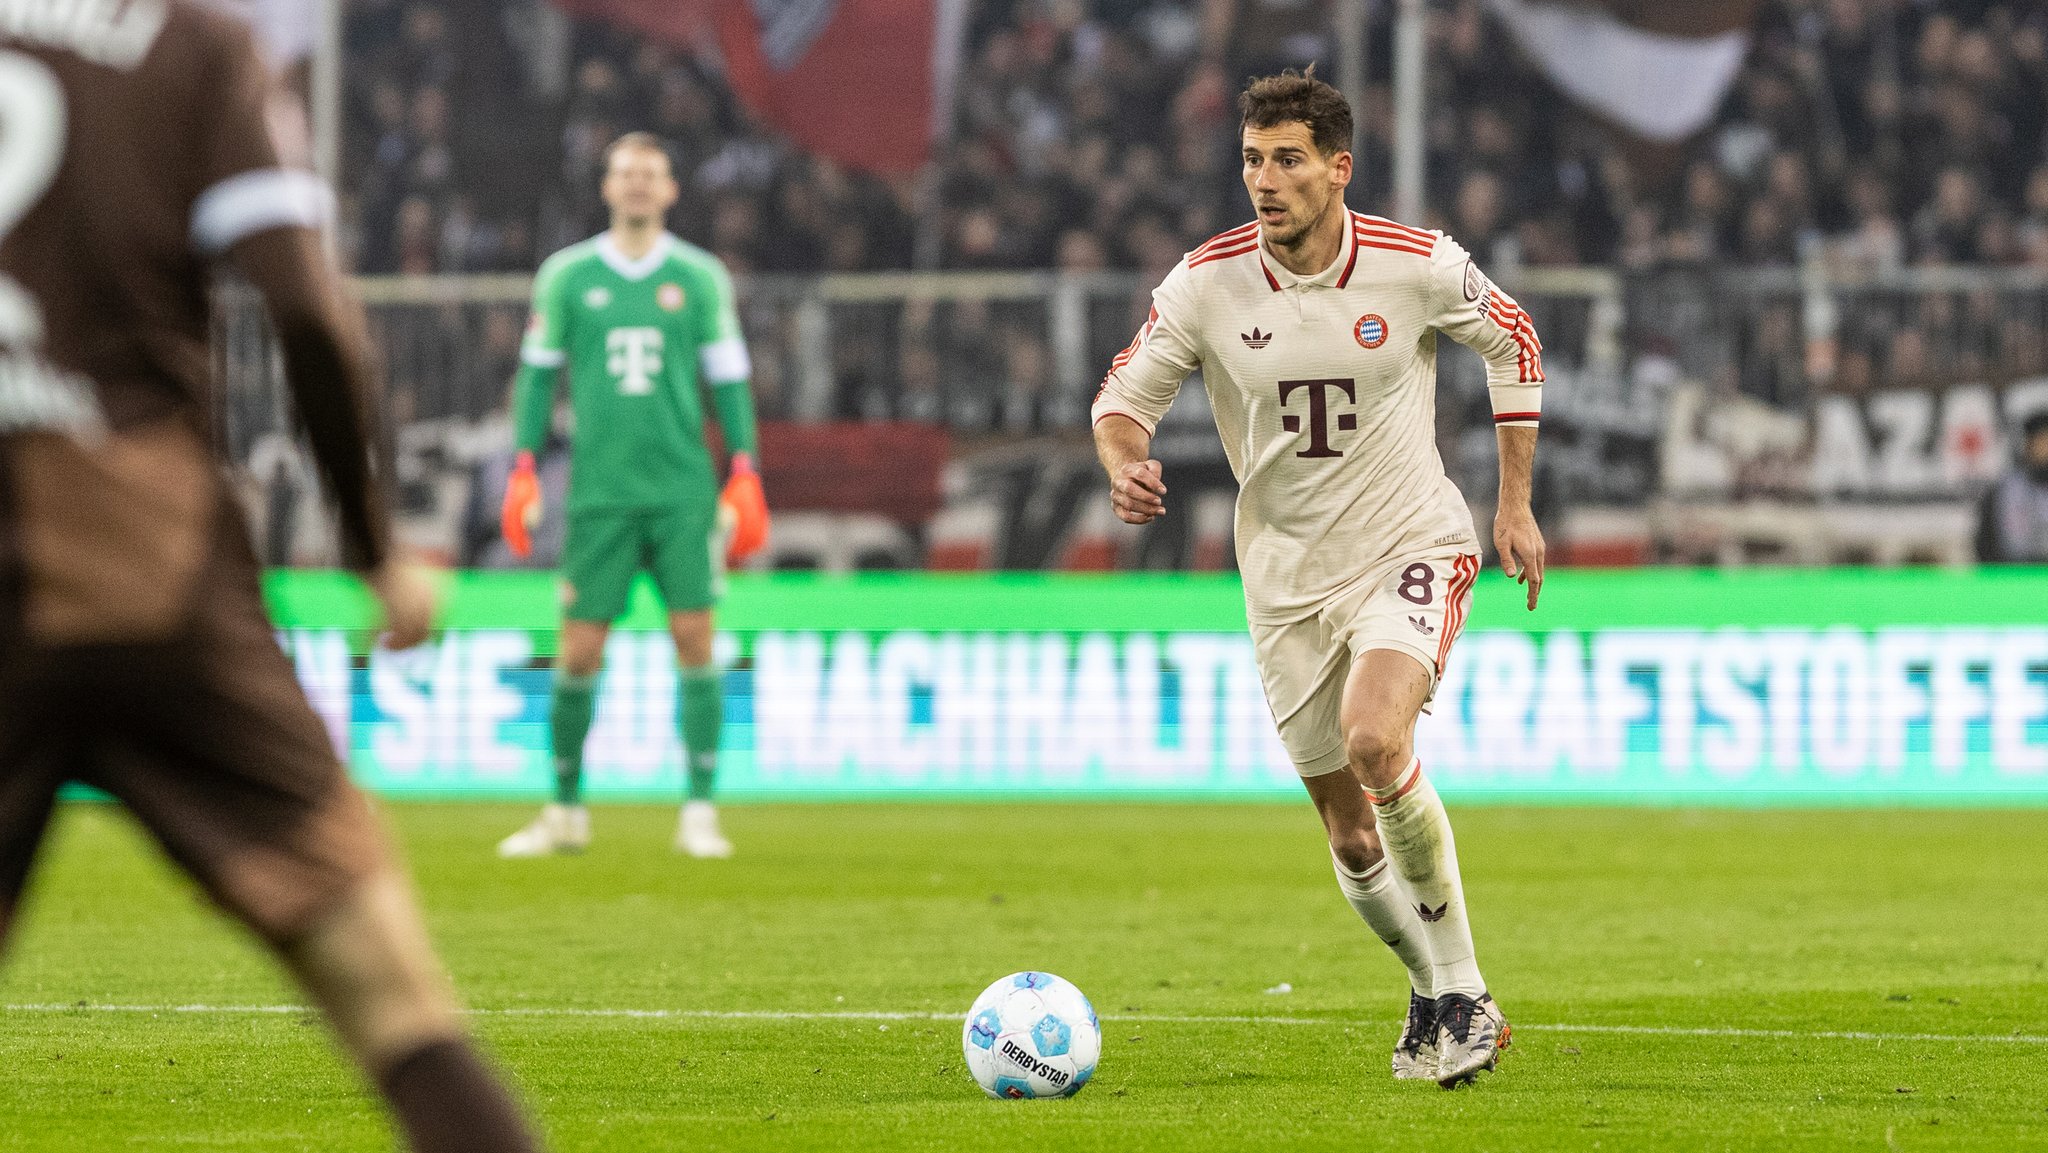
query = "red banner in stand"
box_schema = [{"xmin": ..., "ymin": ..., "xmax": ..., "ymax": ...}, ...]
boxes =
[{"xmin": 553, "ymin": 0, "xmax": 942, "ymax": 176}]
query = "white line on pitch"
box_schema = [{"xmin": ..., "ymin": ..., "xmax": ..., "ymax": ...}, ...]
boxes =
[{"xmin": 4, "ymin": 1003, "xmax": 2043, "ymax": 1046}]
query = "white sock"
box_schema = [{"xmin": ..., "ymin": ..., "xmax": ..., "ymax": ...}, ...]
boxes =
[
  {"xmin": 1331, "ymin": 853, "xmax": 1434, "ymax": 997},
  {"xmin": 1368, "ymin": 758, "xmax": 1485, "ymax": 997}
]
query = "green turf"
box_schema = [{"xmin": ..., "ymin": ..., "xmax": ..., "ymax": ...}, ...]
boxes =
[{"xmin": 2, "ymin": 803, "xmax": 2045, "ymax": 1151}]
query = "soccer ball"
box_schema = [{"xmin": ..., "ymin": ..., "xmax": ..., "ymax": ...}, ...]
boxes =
[{"xmin": 961, "ymin": 971, "xmax": 1101, "ymax": 1099}]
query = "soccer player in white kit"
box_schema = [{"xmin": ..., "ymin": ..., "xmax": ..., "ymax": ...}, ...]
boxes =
[{"xmin": 1091, "ymin": 71, "xmax": 1546, "ymax": 1088}]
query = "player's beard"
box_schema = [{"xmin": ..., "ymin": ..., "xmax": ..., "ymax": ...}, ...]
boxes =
[
  {"xmin": 611, "ymin": 212, "xmax": 669, "ymax": 240},
  {"xmin": 1264, "ymin": 191, "xmax": 1334, "ymax": 252}
]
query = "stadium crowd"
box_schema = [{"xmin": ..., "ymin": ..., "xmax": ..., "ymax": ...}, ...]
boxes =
[
  {"xmin": 210, "ymin": 0, "xmax": 2048, "ymax": 567},
  {"xmin": 340, "ymin": 0, "xmax": 2048, "ymax": 281}
]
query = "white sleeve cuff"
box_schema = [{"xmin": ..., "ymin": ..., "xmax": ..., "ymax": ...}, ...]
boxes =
[
  {"xmin": 521, "ymin": 347, "xmax": 566, "ymax": 368},
  {"xmin": 190, "ymin": 169, "xmax": 334, "ymax": 255},
  {"xmin": 1090, "ymin": 403, "xmax": 1158, "ymax": 436},
  {"xmin": 700, "ymin": 337, "xmax": 751, "ymax": 384},
  {"xmin": 1488, "ymin": 382, "xmax": 1542, "ymax": 426}
]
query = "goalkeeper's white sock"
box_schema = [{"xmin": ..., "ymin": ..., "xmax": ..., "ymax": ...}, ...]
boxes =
[
  {"xmin": 1332, "ymin": 852, "xmax": 1434, "ymax": 996},
  {"xmin": 1368, "ymin": 758, "xmax": 1485, "ymax": 997}
]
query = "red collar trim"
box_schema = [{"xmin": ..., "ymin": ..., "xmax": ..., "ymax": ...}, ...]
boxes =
[{"xmin": 1334, "ymin": 222, "xmax": 1362, "ymax": 288}]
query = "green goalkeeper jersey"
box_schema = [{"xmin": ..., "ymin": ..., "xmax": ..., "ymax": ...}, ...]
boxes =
[{"xmin": 513, "ymin": 232, "xmax": 758, "ymax": 512}]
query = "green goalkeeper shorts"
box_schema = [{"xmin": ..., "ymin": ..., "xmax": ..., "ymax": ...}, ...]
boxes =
[{"xmin": 560, "ymin": 502, "xmax": 726, "ymax": 622}]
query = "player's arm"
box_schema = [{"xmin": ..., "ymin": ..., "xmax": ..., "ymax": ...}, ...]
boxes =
[
  {"xmin": 226, "ymin": 227, "xmax": 383, "ymax": 567},
  {"xmin": 1428, "ymin": 235, "xmax": 1546, "ymax": 609},
  {"xmin": 1090, "ymin": 269, "xmax": 1200, "ymax": 524},
  {"xmin": 1494, "ymin": 424, "xmax": 1540, "ymax": 605},
  {"xmin": 228, "ymin": 228, "xmax": 436, "ymax": 645},
  {"xmin": 1095, "ymin": 413, "xmax": 1166, "ymax": 524},
  {"xmin": 190, "ymin": 19, "xmax": 429, "ymax": 647},
  {"xmin": 695, "ymin": 259, "xmax": 768, "ymax": 563},
  {"xmin": 501, "ymin": 257, "xmax": 570, "ymax": 558},
  {"xmin": 226, "ymin": 228, "xmax": 437, "ymax": 646},
  {"xmin": 698, "ymin": 259, "xmax": 758, "ymax": 460}
]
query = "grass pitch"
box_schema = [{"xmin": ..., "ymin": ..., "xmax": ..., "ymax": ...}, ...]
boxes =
[{"xmin": 2, "ymin": 802, "xmax": 2045, "ymax": 1152}]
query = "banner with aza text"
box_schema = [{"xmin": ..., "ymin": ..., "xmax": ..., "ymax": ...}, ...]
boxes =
[{"xmin": 266, "ymin": 569, "xmax": 2048, "ymax": 804}]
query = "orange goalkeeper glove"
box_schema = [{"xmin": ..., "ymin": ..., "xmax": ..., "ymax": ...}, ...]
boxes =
[
  {"xmin": 720, "ymin": 452, "xmax": 769, "ymax": 566},
  {"xmin": 501, "ymin": 451, "xmax": 542, "ymax": 559}
]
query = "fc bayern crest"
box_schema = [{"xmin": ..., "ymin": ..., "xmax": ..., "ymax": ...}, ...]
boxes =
[
  {"xmin": 1354, "ymin": 314, "xmax": 1388, "ymax": 349},
  {"xmin": 658, "ymin": 283, "xmax": 685, "ymax": 311}
]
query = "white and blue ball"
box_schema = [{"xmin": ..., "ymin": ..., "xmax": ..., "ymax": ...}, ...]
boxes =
[{"xmin": 961, "ymin": 971, "xmax": 1100, "ymax": 1099}]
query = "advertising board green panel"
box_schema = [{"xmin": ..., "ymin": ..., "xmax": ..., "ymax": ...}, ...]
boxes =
[{"xmin": 266, "ymin": 569, "xmax": 2048, "ymax": 804}]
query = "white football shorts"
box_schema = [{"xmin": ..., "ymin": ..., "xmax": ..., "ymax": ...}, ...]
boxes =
[{"xmin": 1248, "ymin": 549, "xmax": 1481, "ymax": 778}]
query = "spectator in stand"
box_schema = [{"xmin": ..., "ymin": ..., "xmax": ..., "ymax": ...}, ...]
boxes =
[
  {"xmin": 1914, "ymin": 167, "xmax": 1989, "ymax": 263},
  {"xmin": 1667, "ymin": 161, "xmax": 1738, "ymax": 264},
  {"xmin": 1975, "ymin": 410, "xmax": 2048, "ymax": 563},
  {"xmin": 1831, "ymin": 163, "xmax": 1906, "ymax": 274},
  {"xmin": 1451, "ymin": 170, "xmax": 1511, "ymax": 269}
]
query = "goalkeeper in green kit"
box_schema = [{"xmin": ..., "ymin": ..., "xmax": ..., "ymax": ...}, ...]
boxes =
[{"xmin": 496, "ymin": 133, "xmax": 769, "ymax": 859}]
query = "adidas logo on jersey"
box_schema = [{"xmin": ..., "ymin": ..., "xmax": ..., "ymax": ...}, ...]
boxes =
[
  {"xmin": 1240, "ymin": 327, "xmax": 1272, "ymax": 349},
  {"xmin": 1408, "ymin": 615, "xmax": 1435, "ymax": 636}
]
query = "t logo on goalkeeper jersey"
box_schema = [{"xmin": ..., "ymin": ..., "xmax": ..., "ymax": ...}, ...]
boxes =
[{"xmin": 607, "ymin": 327, "xmax": 663, "ymax": 395}]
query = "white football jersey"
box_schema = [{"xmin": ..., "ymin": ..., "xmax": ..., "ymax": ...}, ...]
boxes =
[{"xmin": 1091, "ymin": 212, "xmax": 1544, "ymax": 622}]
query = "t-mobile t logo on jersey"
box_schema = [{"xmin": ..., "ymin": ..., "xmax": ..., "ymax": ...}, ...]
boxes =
[
  {"xmin": 1277, "ymin": 378, "xmax": 1358, "ymax": 458},
  {"xmin": 607, "ymin": 327, "xmax": 663, "ymax": 394}
]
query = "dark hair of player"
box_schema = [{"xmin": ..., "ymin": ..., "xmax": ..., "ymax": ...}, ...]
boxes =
[
  {"xmin": 1238, "ymin": 66, "xmax": 1353, "ymax": 158},
  {"xmin": 604, "ymin": 131, "xmax": 675, "ymax": 173}
]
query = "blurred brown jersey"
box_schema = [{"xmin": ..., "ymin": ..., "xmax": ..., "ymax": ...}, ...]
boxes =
[
  {"xmin": 0, "ymin": 3, "xmax": 392, "ymax": 940},
  {"xmin": 0, "ymin": 0, "xmax": 382, "ymax": 647}
]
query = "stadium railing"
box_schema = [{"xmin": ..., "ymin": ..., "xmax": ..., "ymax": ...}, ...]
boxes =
[{"xmin": 215, "ymin": 265, "xmax": 2048, "ymax": 567}]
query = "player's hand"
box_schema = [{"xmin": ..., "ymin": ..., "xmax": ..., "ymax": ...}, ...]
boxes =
[
  {"xmin": 501, "ymin": 450, "xmax": 542, "ymax": 559},
  {"xmin": 721, "ymin": 452, "xmax": 770, "ymax": 565},
  {"xmin": 1494, "ymin": 503, "xmax": 1545, "ymax": 611},
  {"xmin": 1110, "ymin": 460, "xmax": 1167, "ymax": 524},
  {"xmin": 368, "ymin": 557, "xmax": 439, "ymax": 651}
]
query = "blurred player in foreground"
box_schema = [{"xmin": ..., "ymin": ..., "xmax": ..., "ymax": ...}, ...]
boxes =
[
  {"xmin": 0, "ymin": 4, "xmax": 537, "ymax": 1149},
  {"xmin": 1091, "ymin": 70, "xmax": 1545, "ymax": 1088},
  {"xmin": 497, "ymin": 133, "xmax": 768, "ymax": 859}
]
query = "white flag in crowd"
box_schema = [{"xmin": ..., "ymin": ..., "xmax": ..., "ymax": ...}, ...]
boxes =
[{"xmin": 1484, "ymin": 0, "xmax": 1757, "ymax": 142}]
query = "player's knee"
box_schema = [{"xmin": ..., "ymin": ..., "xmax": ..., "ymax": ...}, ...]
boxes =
[
  {"xmin": 1343, "ymin": 723, "xmax": 1407, "ymax": 777},
  {"xmin": 1330, "ymin": 828, "xmax": 1385, "ymax": 874},
  {"xmin": 669, "ymin": 614, "xmax": 714, "ymax": 666},
  {"xmin": 280, "ymin": 873, "xmax": 464, "ymax": 1074},
  {"xmin": 560, "ymin": 652, "xmax": 605, "ymax": 678}
]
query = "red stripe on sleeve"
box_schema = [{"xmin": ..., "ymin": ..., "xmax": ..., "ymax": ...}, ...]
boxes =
[
  {"xmin": 1516, "ymin": 314, "xmax": 1545, "ymax": 382},
  {"xmin": 1107, "ymin": 307, "xmax": 1159, "ymax": 373}
]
